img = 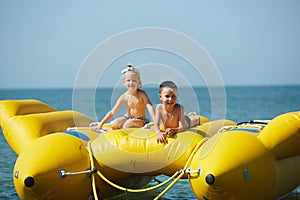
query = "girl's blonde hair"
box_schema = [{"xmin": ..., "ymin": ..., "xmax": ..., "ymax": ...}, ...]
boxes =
[{"xmin": 121, "ymin": 63, "xmax": 142, "ymax": 88}]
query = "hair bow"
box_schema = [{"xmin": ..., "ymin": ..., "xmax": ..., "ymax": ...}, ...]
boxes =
[{"xmin": 121, "ymin": 63, "xmax": 136, "ymax": 74}]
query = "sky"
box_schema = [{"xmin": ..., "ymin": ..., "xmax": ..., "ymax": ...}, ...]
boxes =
[{"xmin": 1, "ymin": 0, "xmax": 300, "ymax": 89}]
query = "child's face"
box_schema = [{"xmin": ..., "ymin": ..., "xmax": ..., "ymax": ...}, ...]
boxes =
[
  {"xmin": 159, "ymin": 87, "xmax": 178, "ymax": 107},
  {"xmin": 123, "ymin": 71, "xmax": 140, "ymax": 92}
]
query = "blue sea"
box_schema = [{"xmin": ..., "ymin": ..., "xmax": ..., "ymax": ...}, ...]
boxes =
[{"xmin": 1, "ymin": 86, "xmax": 300, "ymax": 200}]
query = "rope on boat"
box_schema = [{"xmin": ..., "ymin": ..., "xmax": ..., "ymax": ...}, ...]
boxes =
[
  {"xmin": 217, "ymin": 124, "xmax": 264, "ymax": 134},
  {"xmin": 86, "ymin": 137, "xmax": 207, "ymax": 199},
  {"xmin": 66, "ymin": 122, "xmax": 102, "ymax": 132},
  {"xmin": 67, "ymin": 121, "xmax": 151, "ymax": 133},
  {"xmin": 87, "ymin": 142, "xmax": 99, "ymax": 200},
  {"xmin": 66, "ymin": 126, "xmax": 105, "ymax": 133},
  {"xmin": 153, "ymin": 137, "xmax": 207, "ymax": 200},
  {"xmin": 97, "ymin": 168, "xmax": 180, "ymax": 192},
  {"xmin": 87, "ymin": 142, "xmax": 181, "ymax": 195}
]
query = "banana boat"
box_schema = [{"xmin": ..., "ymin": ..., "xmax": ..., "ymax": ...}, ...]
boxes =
[
  {"xmin": 1, "ymin": 99, "xmax": 299, "ymax": 199},
  {"xmin": 189, "ymin": 112, "xmax": 300, "ymax": 200}
]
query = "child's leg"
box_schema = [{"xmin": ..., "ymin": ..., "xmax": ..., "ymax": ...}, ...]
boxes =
[
  {"xmin": 189, "ymin": 117, "xmax": 200, "ymax": 127},
  {"xmin": 111, "ymin": 117, "xmax": 128, "ymax": 129},
  {"xmin": 123, "ymin": 118, "xmax": 145, "ymax": 128},
  {"xmin": 185, "ymin": 113, "xmax": 201, "ymax": 128}
]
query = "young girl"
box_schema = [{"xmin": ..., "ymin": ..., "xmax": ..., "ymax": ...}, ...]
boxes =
[{"xmin": 93, "ymin": 64, "xmax": 155, "ymax": 131}]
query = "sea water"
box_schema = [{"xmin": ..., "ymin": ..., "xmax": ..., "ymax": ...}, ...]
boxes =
[{"xmin": 1, "ymin": 86, "xmax": 300, "ymax": 200}]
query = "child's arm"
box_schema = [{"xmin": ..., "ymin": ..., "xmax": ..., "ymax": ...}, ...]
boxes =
[
  {"xmin": 142, "ymin": 91, "xmax": 155, "ymax": 121},
  {"xmin": 146, "ymin": 103, "xmax": 155, "ymax": 121},
  {"xmin": 154, "ymin": 105, "xmax": 168, "ymax": 144},
  {"xmin": 93, "ymin": 94, "xmax": 124, "ymax": 131}
]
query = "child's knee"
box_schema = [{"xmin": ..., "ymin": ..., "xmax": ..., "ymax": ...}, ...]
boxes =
[{"xmin": 110, "ymin": 120, "xmax": 121, "ymax": 129}]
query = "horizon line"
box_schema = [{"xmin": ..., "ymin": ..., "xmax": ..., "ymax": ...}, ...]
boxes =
[{"xmin": 1, "ymin": 83, "xmax": 300, "ymax": 90}]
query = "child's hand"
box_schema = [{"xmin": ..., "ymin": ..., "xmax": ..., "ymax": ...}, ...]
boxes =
[
  {"xmin": 165, "ymin": 128, "xmax": 177, "ymax": 137},
  {"xmin": 92, "ymin": 124, "xmax": 101, "ymax": 132},
  {"xmin": 157, "ymin": 132, "xmax": 168, "ymax": 144}
]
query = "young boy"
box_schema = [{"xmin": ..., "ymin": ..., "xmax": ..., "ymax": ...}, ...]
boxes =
[
  {"xmin": 93, "ymin": 64, "xmax": 155, "ymax": 131},
  {"xmin": 154, "ymin": 81, "xmax": 188, "ymax": 144}
]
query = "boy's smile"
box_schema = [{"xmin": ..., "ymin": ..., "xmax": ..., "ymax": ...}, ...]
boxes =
[{"xmin": 159, "ymin": 87, "xmax": 178, "ymax": 110}]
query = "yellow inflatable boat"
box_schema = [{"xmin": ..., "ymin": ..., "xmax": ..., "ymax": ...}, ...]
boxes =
[
  {"xmin": 0, "ymin": 99, "xmax": 300, "ymax": 200},
  {"xmin": 189, "ymin": 113, "xmax": 300, "ymax": 200}
]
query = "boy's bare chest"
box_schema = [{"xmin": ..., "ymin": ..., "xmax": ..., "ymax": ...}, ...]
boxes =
[{"xmin": 162, "ymin": 110, "xmax": 178, "ymax": 124}]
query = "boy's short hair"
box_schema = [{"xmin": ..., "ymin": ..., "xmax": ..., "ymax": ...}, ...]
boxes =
[{"xmin": 159, "ymin": 81, "xmax": 178, "ymax": 92}]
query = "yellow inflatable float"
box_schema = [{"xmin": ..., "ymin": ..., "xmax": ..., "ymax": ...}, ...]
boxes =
[
  {"xmin": 0, "ymin": 99, "xmax": 299, "ymax": 200},
  {"xmin": 189, "ymin": 113, "xmax": 300, "ymax": 200}
]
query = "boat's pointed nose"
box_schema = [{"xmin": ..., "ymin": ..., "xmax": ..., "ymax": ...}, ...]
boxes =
[
  {"xmin": 189, "ymin": 131, "xmax": 275, "ymax": 200},
  {"xmin": 13, "ymin": 133, "xmax": 91, "ymax": 200}
]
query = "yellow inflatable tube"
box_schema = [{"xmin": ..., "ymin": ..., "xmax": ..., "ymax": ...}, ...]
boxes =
[
  {"xmin": 0, "ymin": 99, "xmax": 56, "ymax": 127},
  {"xmin": 189, "ymin": 112, "xmax": 300, "ymax": 200},
  {"xmin": 14, "ymin": 133, "xmax": 92, "ymax": 200},
  {"xmin": 0, "ymin": 100, "xmax": 94, "ymax": 155}
]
